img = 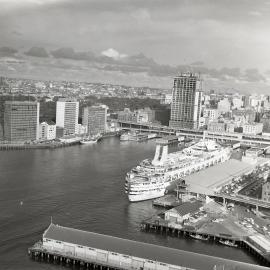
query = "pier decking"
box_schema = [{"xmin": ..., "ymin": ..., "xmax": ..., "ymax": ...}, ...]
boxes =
[
  {"xmin": 153, "ymin": 195, "xmax": 182, "ymax": 208},
  {"xmin": 29, "ymin": 223, "xmax": 270, "ymax": 270}
]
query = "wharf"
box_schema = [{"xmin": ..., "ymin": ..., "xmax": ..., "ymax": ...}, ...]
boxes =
[
  {"xmin": 156, "ymin": 135, "xmax": 179, "ymax": 145},
  {"xmin": 28, "ymin": 223, "xmax": 269, "ymax": 270},
  {"xmin": 153, "ymin": 195, "xmax": 182, "ymax": 208},
  {"xmin": 0, "ymin": 141, "xmax": 80, "ymax": 151},
  {"xmin": 141, "ymin": 216, "xmax": 270, "ymax": 266}
]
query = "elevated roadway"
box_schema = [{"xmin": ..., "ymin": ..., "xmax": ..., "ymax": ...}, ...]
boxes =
[
  {"xmin": 117, "ymin": 120, "xmax": 270, "ymax": 146},
  {"xmin": 214, "ymin": 193, "xmax": 270, "ymax": 210}
]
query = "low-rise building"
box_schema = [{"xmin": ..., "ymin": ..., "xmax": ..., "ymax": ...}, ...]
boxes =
[
  {"xmin": 207, "ymin": 122, "xmax": 226, "ymax": 133},
  {"xmin": 262, "ymin": 179, "xmax": 270, "ymax": 202},
  {"xmin": 117, "ymin": 108, "xmax": 137, "ymax": 122},
  {"xmin": 160, "ymin": 93, "xmax": 172, "ymax": 105},
  {"xmin": 225, "ymin": 122, "xmax": 236, "ymax": 133},
  {"xmin": 136, "ymin": 107, "xmax": 155, "ymax": 123},
  {"xmin": 39, "ymin": 122, "xmax": 56, "ymax": 140},
  {"xmin": 203, "ymin": 108, "xmax": 219, "ymax": 122},
  {"xmin": 76, "ymin": 124, "xmax": 87, "ymax": 135},
  {"xmin": 217, "ymin": 98, "xmax": 231, "ymax": 114},
  {"xmin": 164, "ymin": 201, "xmax": 203, "ymax": 224},
  {"xmin": 243, "ymin": 123, "xmax": 263, "ymax": 135}
]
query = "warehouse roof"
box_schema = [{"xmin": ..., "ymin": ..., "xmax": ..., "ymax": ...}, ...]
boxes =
[
  {"xmin": 43, "ymin": 223, "xmax": 268, "ymax": 270},
  {"xmin": 168, "ymin": 201, "xmax": 203, "ymax": 216},
  {"xmin": 184, "ymin": 159, "xmax": 255, "ymax": 195}
]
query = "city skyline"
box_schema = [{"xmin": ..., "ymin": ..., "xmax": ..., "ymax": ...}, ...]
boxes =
[{"xmin": 0, "ymin": 0, "xmax": 270, "ymax": 93}]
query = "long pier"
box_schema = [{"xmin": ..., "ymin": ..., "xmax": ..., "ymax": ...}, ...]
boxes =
[
  {"xmin": 0, "ymin": 141, "xmax": 80, "ymax": 151},
  {"xmin": 29, "ymin": 223, "xmax": 269, "ymax": 270}
]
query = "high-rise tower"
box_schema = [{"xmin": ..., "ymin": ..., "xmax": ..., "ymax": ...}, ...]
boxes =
[
  {"xmin": 169, "ymin": 73, "xmax": 202, "ymax": 130},
  {"xmin": 4, "ymin": 101, "xmax": 40, "ymax": 142},
  {"xmin": 82, "ymin": 104, "xmax": 108, "ymax": 135},
  {"xmin": 56, "ymin": 99, "xmax": 79, "ymax": 135}
]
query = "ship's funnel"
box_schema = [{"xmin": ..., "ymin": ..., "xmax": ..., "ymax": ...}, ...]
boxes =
[
  {"xmin": 153, "ymin": 144, "xmax": 161, "ymax": 163},
  {"xmin": 152, "ymin": 141, "xmax": 168, "ymax": 166}
]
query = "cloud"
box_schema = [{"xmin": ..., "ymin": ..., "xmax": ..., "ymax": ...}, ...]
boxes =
[
  {"xmin": 0, "ymin": 46, "xmax": 18, "ymax": 56},
  {"xmin": 24, "ymin": 47, "xmax": 49, "ymax": 57},
  {"xmin": 101, "ymin": 48, "xmax": 127, "ymax": 60},
  {"xmin": 51, "ymin": 47, "xmax": 95, "ymax": 60},
  {"xmin": 12, "ymin": 30, "xmax": 22, "ymax": 36},
  {"xmin": 11, "ymin": 45, "xmax": 268, "ymax": 91},
  {"xmin": 242, "ymin": 68, "xmax": 266, "ymax": 82},
  {"xmin": 190, "ymin": 61, "xmax": 204, "ymax": 66},
  {"xmin": 0, "ymin": 0, "xmax": 66, "ymax": 4},
  {"xmin": 249, "ymin": 11, "xmax": 262, "ymax": 17}
]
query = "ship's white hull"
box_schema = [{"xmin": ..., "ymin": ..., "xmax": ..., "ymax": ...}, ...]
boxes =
[
  {"xmin": 80, "ymin": 139, "xmax": 98, "ymax": 144},
  {"xmin": 128, "ymin": 189, "xmax": 166, "ymax": 202},
  {"xmin": 125, "ymin": 139, "xmax": 232, "ymax": 202}
]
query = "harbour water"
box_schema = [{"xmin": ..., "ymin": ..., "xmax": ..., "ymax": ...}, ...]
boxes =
[{"xmin": 0, "ymin": 137, "xmax": 263, "ymax": 269}]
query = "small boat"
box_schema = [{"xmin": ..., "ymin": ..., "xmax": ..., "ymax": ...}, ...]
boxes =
[
  {"xmin": 190, "ymin": 234, "xmax": 209, "ymax": 241},
  {"xmin": 219, "ymin": 239, "xmax": 238, "ymax": 247},
  {"xmin": 80, "ymin": 134, "xmax": 101, "ymax": 145}
]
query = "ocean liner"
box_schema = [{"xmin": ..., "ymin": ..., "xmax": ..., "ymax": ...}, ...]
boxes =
[{"xmin": 125, "ymin": 139, "xmax": 231, "ymax": 202}]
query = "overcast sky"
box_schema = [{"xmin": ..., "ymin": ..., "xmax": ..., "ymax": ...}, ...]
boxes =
[{"xmin": 1, "ymin": 0, "xmax": 270, "ymax": 93}]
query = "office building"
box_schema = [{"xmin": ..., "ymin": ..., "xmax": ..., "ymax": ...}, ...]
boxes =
[
  {"xmin": 56, "ymin": 99, "xmax": 79, "ymax": 135},
  {"xmin": 4, "ymin": 101, "xmax": 40, "ymax": 142},
  {"xmin": 169, "ymin": 73, "xmax": 202, "ymax": 130},
  {"xmin": 83, "ymin": 104, "xmax": 108, "ymax": 135}
]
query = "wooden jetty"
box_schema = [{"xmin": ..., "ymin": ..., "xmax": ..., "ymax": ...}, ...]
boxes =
[{"xmin": 153, "ymin": 195, "xmax": 182, "ymax": 209}]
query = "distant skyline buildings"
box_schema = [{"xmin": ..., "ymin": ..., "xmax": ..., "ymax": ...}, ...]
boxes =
[
  {"xmin": 169, "ymin": 73, "xmax": 202, "ymax": 130},
  {"xmin": 3, "ymin": 101, "xmax": 39, "ymax": 142}
]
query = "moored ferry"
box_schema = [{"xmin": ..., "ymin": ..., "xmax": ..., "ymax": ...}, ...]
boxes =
[
  {"xmin": 125, "ymin": 138, "xmax": 232, "ymax": 202},
  {"xmin": 80, "ymin": 134, "xmax": 101, "ymax": 145}
]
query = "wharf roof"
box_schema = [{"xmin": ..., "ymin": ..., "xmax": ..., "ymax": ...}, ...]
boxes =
[
  {"xmin": 184, "ymin": 159, "xmax": 255, "ymax": 195},
  {"xmin": 167, "ymin": 201, "xmax": 203, "ymax": 216},
  {"xmin": 248, "ymin": 235, "xmax": 270, "ymax": 253},
  {"xmin": 43, "ymin": 223, "xmax": 268, "ymax": 270}
]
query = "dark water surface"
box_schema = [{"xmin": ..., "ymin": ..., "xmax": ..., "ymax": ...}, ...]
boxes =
[{"xmin": 0, "ymin": 137, "xmax": 262, "ymax": 269}]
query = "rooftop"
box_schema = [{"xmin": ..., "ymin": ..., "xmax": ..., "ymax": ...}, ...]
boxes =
[
  {"xmin": 43, "ymin": 223, "xmax": 268, "ymax": 270},
  {"xmin": 184, "ymin": 159, "xmax": 255, "ymax": 195},
  {"xmin": 248, "ymin": 235, "xmax": 270, "ymax": 253},
  {"xmin": 5, "ymin": 100, "xmax": 38, "ymax": 105},
  {"xmin": 168, "ymin": 201, "xmax": 203, "ymax": 216}
]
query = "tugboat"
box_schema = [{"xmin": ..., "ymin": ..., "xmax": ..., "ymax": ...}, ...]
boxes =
[
  {"xmin": 190, "ymin": 234, "xmax": 209, "ymax": 241},
  {"xmin": 219, "ymin": 239, "xmax": 238, "ymax": 247}
]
